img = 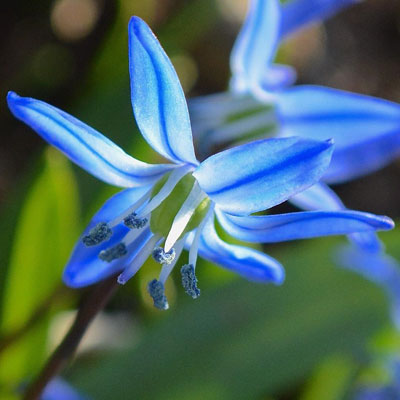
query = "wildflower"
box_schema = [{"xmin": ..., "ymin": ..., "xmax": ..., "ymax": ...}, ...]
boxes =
[
  {"xmin": 189, "ymin": 0, "xmax": 400, "ymax": 254},
  {"xmin": 7, "ymin": 17, "xmax": 393, "ymax": 309}
]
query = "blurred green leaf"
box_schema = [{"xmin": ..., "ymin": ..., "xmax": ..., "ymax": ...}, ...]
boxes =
[
  {"xmin": 0, "ymin": 148, "xmax": 80, "ymax": 389},
  {"xmin": 299, "ymin": 355, "xmax": 357, "ymax": 400},
  {"xmin": 71, "ymin": 237, "xmax": 389, "ymax": 399}
]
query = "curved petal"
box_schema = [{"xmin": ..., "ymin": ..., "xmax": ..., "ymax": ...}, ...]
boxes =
[
  {"xmin": 194, "ymin": 136, "xmax": 334, "ymax": 215},
  {"xmin": 195, "ymin": 217, "xmax": 284, "ymax": 284},
  {"xmin": 216, "ymin": 208, "xmax": 393, "ymax": 243},
  {"xmin": 280, "ymin": 0, "xmax": 359, "ymax": 39},
  {"xmin": 289, "ymin": 182, "xmax": 384, "ymax": 252},
  {"xmin": 290, "ymin": 182, "xmax": 344, "ymax": 211},
  {"xmin": 128, "ymin": 17, "xmax": 197, "ymax": 166},
  {"xmin": 7, "ymin": 92, "xmax": 171, "ymax": 187},
  {"xmin": 230, "ymin": 0, "xmax": 281, "ymax": 92},
  {"xmin": 63, "ymin": 187, "xmax": 151, "ymax": 288},
  {"xmin": 276, "ymin": 85, "xmax": 400, "ymax": 183}
]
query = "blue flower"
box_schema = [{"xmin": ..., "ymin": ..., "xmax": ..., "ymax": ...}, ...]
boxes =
[
  {"xmin": 189, "ymin": 0, "xmax": 400, "ymax": 254},
  {"xmin": 7, "ymin": 17, "xmax": 393, "ymax": 309}
]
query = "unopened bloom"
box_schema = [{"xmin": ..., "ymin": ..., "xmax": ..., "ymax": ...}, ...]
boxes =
[{"xmin": 7, "ymin": 17, "xmax": 393, "ymax": 309}]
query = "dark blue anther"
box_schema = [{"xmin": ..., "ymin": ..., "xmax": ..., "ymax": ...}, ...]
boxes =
[
  {"xmin": 180, "ymin": 264, "xmax": 200, "ymax": 299},
  {"xmin": 147, "ymin": 279, "xmax": 169, "ymax": 310},
  {"xmin": 99, "ymin": 243, "xmax": 127, "ymax": 262},
  {"xmin": 82, "ymin": 222, "xmax": 112, "ymax": 246},
  {"xmin": 152, "ymin": 247, "xmax": 176, "ymax": 265},
  {"xmin": 123, "ymin": 212, "xmax": 148, "ymax": 229}
]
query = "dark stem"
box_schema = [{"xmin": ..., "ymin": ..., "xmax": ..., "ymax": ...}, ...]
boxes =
[
  {"xmin": 0, "ymin": 285, "xmax": 68, "ymax": 356},
  {"xmin": 23, "ymin": 275, "xmax": 119, "ymax": 400}
]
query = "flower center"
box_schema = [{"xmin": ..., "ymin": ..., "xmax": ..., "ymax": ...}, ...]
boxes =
[{"xmin": 81, "ymin": 167, "xmax": 213, "ymax": 309}]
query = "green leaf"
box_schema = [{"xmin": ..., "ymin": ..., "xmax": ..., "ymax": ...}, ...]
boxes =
[
  {"xmin": 71, "ymin": 237, "xmax": 389, "ymax": 399},
  {"xmin": 0, "ymin": 148, "xmax": 80, "ymax": 389}
]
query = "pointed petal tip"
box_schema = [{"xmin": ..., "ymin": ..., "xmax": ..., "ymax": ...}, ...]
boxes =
[
  {"xmin": 381, "ymin": 216, "xmax": 395, "ymax": 230},
  {"xmin": 272, "ymin": 267, "xmax": 285, "ymax": 285},
  {"xmin": 7, "ymin": 90, "xmax": 18, "ymax": 101},
  {"xmin": 128, "ymin": 15, "xmax": 145, "ymax": 31}
]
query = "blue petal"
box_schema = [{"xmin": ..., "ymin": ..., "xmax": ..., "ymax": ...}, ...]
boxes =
[
  {"xmin": 289, "ymin": 182, "xmax": 384, "ymax": 252},
  {"xmin": 216, "ymin": 208, "xmax": 393, "ymax": 243},
  {"xmin": 337, "ymin": 244, "xmax": 400, "ymax": 329},
  {"xmin": 128, "ymin": 17, "xmax": 198, "ymax": 166},
  {"xmin": 289, "ymin": 182, "xmax": 344, "ymax": 211},
  {"xmin": 276, "ymin": 85, "xmax": 400, "ymax": 183},
  {"xmin": 193, "ymin": 136, "xmax": 334, "ymax": 215},
  {"xmin": 280, "ymin": 0, "xmax": 359, "ymax": 39},
  {"xmin": 196, "ymin": 217, "xmax": 284, "ymax": 284},
  {"xmin": 63, "ymin": 187, "xmax": 151, "ymax": 288},
  {"xmin": 7, "ymin": 92, "xmax": 171, "ymax": 187},
  {"xmin": 230, "ymin": 0, "xmax": 281, "ymax": 92}
]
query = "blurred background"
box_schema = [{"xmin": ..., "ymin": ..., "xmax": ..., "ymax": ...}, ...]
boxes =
[{"xmin": 1, "ymin": 0, "xmax": 400, "ymax": 399}]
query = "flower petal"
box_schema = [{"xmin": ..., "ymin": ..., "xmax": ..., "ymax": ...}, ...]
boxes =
[
  {"xmin": 289, "ymin": 182, "xmax": 384, "ymax": 252},
  {"xmin": 280, "ymin": 0, "xmax": 359, "ymax": 39},
  {"xmin": 128, "ymin": 17, "xmax": 197, "ymax": 166},
  {"xmin": 216, "ymin": 208, "xmax": 393, "ymax": 243},
  {"xmin": 63, "ymin": 187, "xmax": 151, "ymax": 287},
  {"xmin": 7, "ymin": 92, "xmax": 171, "ymax": 187},
  {"xmin": 289, "ymin": 182, "xmax": 344, "ymax": 211},
  {"xmin": 276, "ymin": 85, "xmax": 400, "ymax": 183},
  {"xmin": 230, "ymin": 0, "xmax": 281, "ymax": 92},
  {"xmin": 194, "ymin": 217, "xmax": 284, "ymax": 284},
  {"xmin": 193, "ymin": 136, "xmax": 334, "ymax": 215}
]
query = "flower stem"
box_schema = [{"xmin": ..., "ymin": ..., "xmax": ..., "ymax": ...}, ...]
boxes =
[{"xmin": 22, "ymin": 275, "xmax": 119, "ymax": 400}]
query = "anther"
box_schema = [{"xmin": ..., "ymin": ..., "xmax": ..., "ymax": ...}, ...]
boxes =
[
  {"xmin": 181, "ymin": 264, "xmax": 200, "ymax": 299},
  {"xmin": 147, "ymin": 279, "xmax": 169, "ymax": 310},
  {"xmin": 99, "ymin": 243, "xmax": 127, "ymax": 262},
  {"xmin": 82, "ymin": 222, "xmax": 112, "ymax": 246},
  {"xmin": 123, "ymin": 213, "xmax": 148, "ymax": 229},
  {"xmin": 152, "ymin": 247, "xmax": 176, "ymax": 265}
]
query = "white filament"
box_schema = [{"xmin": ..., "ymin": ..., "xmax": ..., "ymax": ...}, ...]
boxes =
[
  {"xmin": 189, "ymin": 204, "xmax": 215, "ymax": 268},
  {"xmin": 117, "ymin": 234, "xmax": 160, "ymax": 285},
  {"xmin": 164, "ymin": 182, "xmax": 207, "ymax": 253},
  {"xmin": 136, "ymin": 165, "xmax": 192, "ymax": 219}
]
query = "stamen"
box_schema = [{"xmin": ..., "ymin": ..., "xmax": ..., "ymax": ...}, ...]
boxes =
[
  {"xmin": 159, "ymin": 239, "xmax": 185, "ymax": 284},
  {"xmin": 189, "ymin": 204, "xmax": 215, "ymax": 267},
  {"xmin": 152, "ymin": 247, "xmax": 176, "ymax": 265},
  {"xmin": 136, "ymin": 166, "xmax": 192, "ymax": 218},
  {"xmin": 180, "ymin": 264, "xmax": 200, "ymax": 299},
  {"xmin": 164, "ymin": 182, "xmax": 207, "ymax": 253},
  {"xmin": 82, "ymin": 222, "xmax": 112, "ymax": 246},
  {"xmin": 108, "ymin": 188, "xmax": 152, "ymax": 228},
  {"xmin": 99, "ymin": 243, "xmax": 127, "ymax": 262},
  {"xmin": 117, "ymin": 234, "xmax": 160, "ymax": 285},
  {"xmin": 147, "ymin": 279, "xmax": 169, "ymax": 310},
  {"xmin": 123, "ymin": 213, "xmax": 148, "ymax": 229}
]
